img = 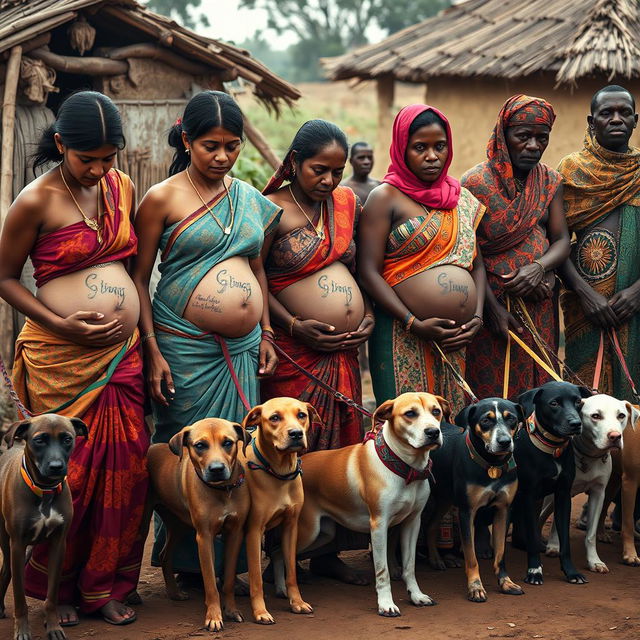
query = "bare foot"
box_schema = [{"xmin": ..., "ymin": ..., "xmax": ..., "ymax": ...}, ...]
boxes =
[
  {"xmin": 100, "ymin": 600, "xmax": 137, "ymax": 625},
  {"xmin": 57, "ymin": 605, "xmax": 79, "ymax": 626},
  {"xmin": 310, "ymin": 554, "xmax": 370, "ymax": 585}
]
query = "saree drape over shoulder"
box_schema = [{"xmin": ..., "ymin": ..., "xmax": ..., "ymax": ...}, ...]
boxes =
[
  {"xmin": 262, "ymin": 186, "xmax": 362, "ymax": 450},
  {"xmin": 369, "ymin": 187, "xmax": 484, "ymax": 414},
  {"xmin": 13, "ymin": 169, "xmax": 149, "ymax": 614},
  {"xmin": 461, "ymin": 94, "xmax": 562, "ymax": 399},
  {"xmin": 151, "ymin": 178, "xmax": 280, "ymax": 572},
  {"xmin": 558, "ymin": 132, "xmax": 640, "ymax": 398}
]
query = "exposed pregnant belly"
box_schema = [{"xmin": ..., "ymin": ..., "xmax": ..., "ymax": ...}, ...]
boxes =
[
  {"xmin": 394, "ymin": 265, "xmax": 477, "ymax": 326},
  {"xmin": 37, "ymin": 262, "xmax": 140, "ymax": 345},
  {"xmin": 183, "ymin": 256, "xmax": 262, "ymax": 338},
  {"xmin": 276, "ymin": 261, "xmax": 365, "ymax": 333}
]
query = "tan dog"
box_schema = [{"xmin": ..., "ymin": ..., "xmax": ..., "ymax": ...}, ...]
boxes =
[
  {"xmin": 274, "ymin": 392, "xmax": 445, "ymax": 617},
  {"xmin": 0, "ymin": 414, "xmax": 87, "ymax": 640},
  {"xmin": 240, "ymin": 397, "xmax": 316, "ymax": 624},
  {"xmin": 144, "ymin": 418, "xmax": 251, "ymax": 632}
]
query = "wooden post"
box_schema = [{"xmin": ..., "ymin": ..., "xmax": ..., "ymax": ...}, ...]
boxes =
[
  {"xmin": 243, "ymin": 115, "xmax": 281, "ymax": 170},
  {"xmin": 0, "ymin": 45, "xmax": 22, "ymax": 366},
  {"xmin": 376, "ymin": 74, "xmax": 395, "ymax": 168}
]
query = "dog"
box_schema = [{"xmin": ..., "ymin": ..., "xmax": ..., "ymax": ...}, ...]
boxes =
[
  {"xmin": 240, "ymin": 397, "xmax": 316, "ymax": 625},
  {"xmin": 275, "ymin": 392, "xmax": 444, "ymax": 617},
  {"xmin": 540, "ymin": 394, "xmax": 636, "ymax": 573},
  {"xmin": 425, "ymin": 398, "xmax": 524, "ymax": 602},
  {"xmin": 144, "ymin": 418, "xmax": 251, "ymax": 632},
  {"xmin": 0, "ymin": 414, "xmax": 87, "ymax": 640},
  {"xmin": 511, "ymin": 381, "xmax": 591, "ymax": 585}
]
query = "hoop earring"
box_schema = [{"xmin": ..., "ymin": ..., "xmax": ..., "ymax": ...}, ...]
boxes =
[{"xmin": 186, "ymin": 148, "xmax": 191, "ymax": 154}]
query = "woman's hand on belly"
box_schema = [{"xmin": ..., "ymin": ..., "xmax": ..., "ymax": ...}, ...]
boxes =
[
  {"xmin": 411, "ymin": 317, "xmax": 461, "ymax": 344},
  {"xmin": 292, "ymin": 318, "xmax": 351, "ymax": 352},
  {"xmin": 439, "ymin": 316, "xmax": 483, "ymax": 353},
  {"xmin": 54, "ymin": 310, "xmax": 123, "ymax": 346},
  {"xmin": 332, "ymin": 314, "xmax": 375, "ymax": 350}
]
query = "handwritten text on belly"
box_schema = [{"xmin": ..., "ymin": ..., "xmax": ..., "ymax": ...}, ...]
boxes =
[
  {"xmin": 216, "ymin": 269, "xmax": 252, "ymax": 303},
  {"xmin": 318, "ymin": 275, "xmax": 353, "ymax": 306},
  {"xmin": 437, "ymin": 272, "xmax": 469, "ymax": 304},
  {"xmin": 85, "ymin": 273, "xmax": 125, "ymax": 308}
]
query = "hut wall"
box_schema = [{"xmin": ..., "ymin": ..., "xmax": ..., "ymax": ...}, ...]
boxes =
[{"xmin": 424, "ymin": 75, "xmax": 640, "ymax": 178}]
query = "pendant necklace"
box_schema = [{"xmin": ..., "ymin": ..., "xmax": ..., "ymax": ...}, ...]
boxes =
[
  {"xmin": 289, "ymin": 185, "xmax": 325, "ymax": 240},
  {"xmin": 186, "ymin": 167, "xmax": 235, "ymax": 235},
  {"xmin": 59, "ymin": 165, "xmax": 103, "ymax": 243}
]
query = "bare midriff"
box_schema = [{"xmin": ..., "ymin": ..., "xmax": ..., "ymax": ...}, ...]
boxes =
[
  {"xmin": 394, "ymin": 265, "xmax": 477, "ymax": 326},
  {"xmin": 183, "ymin": 256, "xmax": 262, "ymax": 337},
  {"xmin": 277, "ymin": 261, "xmax": 365, "ymax": 333},
  {"xmin": 37, "ymin": 261, "xmax": 140, "ymax": 344}
]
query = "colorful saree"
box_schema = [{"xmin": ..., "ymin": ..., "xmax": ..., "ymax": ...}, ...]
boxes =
[
  {"xmin": 559, "ymin": 132, "xmax": 640, "ymax": 398},
  {"xmin": 261, "ymin": 186, "xmax": 362, "ymax": 450},
  {"xmin": 461, "ymin": 94, "xmax": 562, "ymax": 399},
  {"xmin": 369, "ymin": 187, "xmax": 484, "ymax": 414},
  {"xmin": 13, "ymin": 169, "xmax": 149, "ymax": 614},
  {"xmin": 151, "ymin": 178, "xmax": 280, "ymax": 571}
]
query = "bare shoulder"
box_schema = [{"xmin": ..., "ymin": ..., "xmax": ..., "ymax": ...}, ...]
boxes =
[
  {"xmin": 7, "ymin": 172, "xmax": 56, "ymax": 225},
  {"xmin": 138, "ymin": 174, "xmax": 178, "ymax": 207},
  {"xmin": 264, "ymin": 185, "xmax": 288, "ymax": 208},
  {"xmin": 362, "ymin": 183, "xmax": 397, "ymax": 212}
]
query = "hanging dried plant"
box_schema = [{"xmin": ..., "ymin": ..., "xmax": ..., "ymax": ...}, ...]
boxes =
[{"xmin": 68, "ymin": 15, "xmax": 96, "ymax": 56}]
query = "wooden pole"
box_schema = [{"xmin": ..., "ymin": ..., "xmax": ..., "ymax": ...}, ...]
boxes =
[
  {"xmin": 376, "ymin": 74, "xmax": 395, "ymax": 168},
  {"xmin": 243, "ymin": 115, "xmax": 281, "ymax": 170},
  {"xmin": 30, "ymin": 47, "xmax": 128, "ymax": 76},
  {"xmin": 0, "ymin": 45, "xmax": 22, "ymax": 366}
]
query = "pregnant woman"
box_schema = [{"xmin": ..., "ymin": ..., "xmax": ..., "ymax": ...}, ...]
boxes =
[
  {"xmin": 358, "ymin": 105, "xmax": 486, "ymax": 413},
  {"xmin": 0, "ymin": 92, "xmax": 148, "ymax": 626},
  {"xmin": 132, "ymin": 91, "xmax": 280, "ymax": 576}
]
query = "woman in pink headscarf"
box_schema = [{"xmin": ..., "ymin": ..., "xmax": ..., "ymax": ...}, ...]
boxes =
[{"xmin": 358, "ymin": 105, "xmax": 486, "ymax": 412}]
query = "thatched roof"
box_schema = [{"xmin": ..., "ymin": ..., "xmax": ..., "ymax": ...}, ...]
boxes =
[
  {"xmin": 323, "ymin": 0, "xmax": 640, "ymax": 87},
  {"xmin": 0, "ymin": 0, "xmax": 300, "ymax": 109}
]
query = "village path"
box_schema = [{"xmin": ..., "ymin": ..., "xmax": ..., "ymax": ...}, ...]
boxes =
[{"xmin": 1, "ymin": 505, "xmax": 639, "ymax": 640}]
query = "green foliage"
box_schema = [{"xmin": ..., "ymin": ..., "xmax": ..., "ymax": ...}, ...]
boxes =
[
  {"xmin": 145, "ymin": 0, "xmax": 209, "ymax": 29},
  {"xmin": 231, "ymin": 144, "xmax": 274, "ymax": 189}
]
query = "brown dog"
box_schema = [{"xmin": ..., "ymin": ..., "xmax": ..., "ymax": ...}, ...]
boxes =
[
  {"xmin": 144, "ymin": 418, "xmax": 251, "ymax": 632},
  {"xmin": 240, "ymin": 397, "xmax": 317, "ymax": 624},
  {"xmin": 0, "ymin": 414, "xmax": 87, "ymax": 640}
]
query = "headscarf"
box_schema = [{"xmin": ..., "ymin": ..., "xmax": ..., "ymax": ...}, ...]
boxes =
[
  {"xmin": 558, "ymin": 128, "xmax": 640, "ymax": 231},
  {"xmin": 383, "ymin": 104, "xmax": 461, "ymax": 210},
  {"xmin": 461, "ymin": 94, "xmax": 562, "ymax": 256}
]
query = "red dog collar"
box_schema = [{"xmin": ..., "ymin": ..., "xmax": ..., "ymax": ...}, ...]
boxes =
[{"xmin": 21, "ymin": 456, "xmax": 64, "ymax": 498}]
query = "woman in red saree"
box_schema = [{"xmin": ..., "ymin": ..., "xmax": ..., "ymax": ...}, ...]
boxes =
[
  {"xmin": 461, "ymin": 95, "xmax": 570, "ymax": 399},
  {"xmin": 261, "ymin": 119, "xmax": 373, "ymax": 582},
  {"xmin": 0, "ymin": 92, "xmax": 148, "ymax": 626}
]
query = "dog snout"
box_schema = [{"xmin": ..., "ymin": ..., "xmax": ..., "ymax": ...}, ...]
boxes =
[
  {"xmin": 496, "ymin": 433, "xmax": 513, "ymax": 450},
  {"xmin": 424, "ymin": 427, "xmax": 440, "ymax": 442},
  {"xmin": 568, "ymin": 419, "xmax": 582, "ymax": 434},
  {"xmin": 204, "ymin": 462, "xmax": 228, "ymax": 481},
  {"xmin": 607, "ymin": 430, "xmax": 622, "ymax": 445},
  {"xmin": 46, "ymin": 459, "xmax": 66, "ymax": 476},
  {"xmin": 288, "ymin": 429, "xmax": 304, "ymax": 442}
]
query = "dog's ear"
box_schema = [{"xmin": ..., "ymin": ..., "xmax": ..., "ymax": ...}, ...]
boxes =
[
  {"xmin": 578, "ymin": 385, "xmax": 594, "ymax": 399},
  {"xmin": 517, "ymin": 387, "xmax": 542, "ymax": 418},
  {"xmin": 514, "ymin": 403, "xmax": 526, "ymax": 430},
  {"xmin": 624, "ymin": 402, "xmax": 640, "ymax": 431},
  {"xmin": 3, "ymin": 419, "xmax": 31, "ymax": 449},
  {"xmin": 305, "ymin": 403, "xmax": 322, "ymax": 428},
  {"xmin": 372, "ymin": 398, "xmax": 394, "ymax": 425},
  {"xmin": 168, "ymin": 427, "xmax": 191, "ymax": 459},
  {"xmin": 232, "ymin": 423, "xmax": 252, "ymax": 454},
  {"xmin": 434, "ymin": 395, "xmax": 451, "ymax": 422},
  {"xmin": 69, "ymin": 417, "xmax": 88, "ymax": 438},
  {"xmin": 455, "ymin": 404, "xmax": 474, "ymax": 429},
  {"xmin": 242, "ymin": 405, "xmax": 263, "ymax": 431}
]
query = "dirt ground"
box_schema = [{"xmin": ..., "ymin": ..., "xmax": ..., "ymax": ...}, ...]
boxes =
[{"xmin": 1, "ymin": 502, "xmax": 639, "ymax": 640}]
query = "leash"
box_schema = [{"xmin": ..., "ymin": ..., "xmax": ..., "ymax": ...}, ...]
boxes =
[
  {"xmin": 246, "ymin": 438, "xmax": 302, "ymax": 481},
  {"xmin": 431, "ymin": 342, "xmax": 479, "ymax": 403},
  {"xmin": 0, "ymin": 352, "xmax": 32, "ymax": 417},
  {"xmin": 593, "ymin": 328, "xmax": 640, "ymax": 401}
]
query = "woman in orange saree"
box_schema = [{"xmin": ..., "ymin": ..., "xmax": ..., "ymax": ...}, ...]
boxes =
[{"xmin": 0, "ymin": 92, "xmax": 148, "ymax": 626}]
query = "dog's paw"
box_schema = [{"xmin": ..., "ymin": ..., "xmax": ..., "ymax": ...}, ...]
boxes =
[
  {"xmin": 499, "ymin": 576, "xmax": 524, "ymax": 596},
  {"xmin": 45, "ymin": 627, "xmax": 66, "ymax": 640},
  {"xmin": 223, "ymin": 607, "xmax": 244, "ymax": 623},
  {"xmin": 597, "ymin": 531, "xmax": 613, "ymax": 544},
  {"xmin": 253, "ymin": 609, "xmax": 275, "ymax": 625},
  {"xmin": 377, "ymin": 597, "xmax": 401, "ymax": 617},
  {"xmin": 545, "ymin": 545, "xmax": 560, "ymax": 557},
  {"xmin": 588, "ymin": 561, "xmax": 609, "ymax": 574},
  {"xmin": 524, "ymin": 567, "xmax": 544, "ymax": 585},
  {"xmin": 389, "ymin": 564, "xmax": 403, "ymax": 581},
  {"xmin": 622, "ymin": 553, "xmax": 640, "ymax": 566},
  {"xmin": 290, "ymin": 600, "xmax": 313, "ymax": 615},
  {"xmin": 443, "ymin": 553, "xmax": 463, "ymax": 568},
  {"xmin": 467, "ymin": 579, "xmax": 487, "ymax": 602},
  {"xmin": 15, "ymin": 629, "xmax": 33, "ymax": 640},
  {"xmin": 566, "ymin": 571, "xmax": 588, "ymax": 584},
  {"xmin": 409, "ymin": 591, "xmax": 436, "ymax": 607},
  {"xmin": 204, "ymin": 613, "xmax": 224, "ymax": 633}
]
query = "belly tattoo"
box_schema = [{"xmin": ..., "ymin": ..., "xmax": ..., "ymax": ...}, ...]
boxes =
[
  {"xmin": 437, "ymin": 272, "xmax": 469, "ymax": 304},
  {"xmin": 85, "ymin": 273, "xmax": 126, "ymax": 308},
  {"xmin": 318, "ymin": 274, "xmax": 353, "ymax": 306},
  {"xmin": 191, "ymin": 294, "xmax": 222, "ymax": 313},
  {"xmin": 216, "ymin": 269, "xmax": 252, "ymax": 304}
]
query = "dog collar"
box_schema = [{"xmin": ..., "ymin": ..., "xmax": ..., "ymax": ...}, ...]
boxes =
[
  {"xmin": 246, "ymin": 439, "xmax": 302, "ymax": 481},
  {"xmin": 572, "ymin": 437, "xmax": 610, "ymax": 472},
  {"xmin": 20, "ymin": 456, "xmax": 64, "ymax": 498},
  {"xmin": 197, "ymin": 465, "xmax": 246, "ymax": 493},
  {"xmin": 363, "ymin": 429, "xmax": 433, "ymax": 485},
  {"xmin": 465, "ymin": 432, "xmax": 516, "ymax": 479},
  {"xmin": 526, "ymin": 414, "xmax": 569, "ymax": 458}
]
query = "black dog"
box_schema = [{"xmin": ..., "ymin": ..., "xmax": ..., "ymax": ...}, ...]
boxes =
[
  {"xmin": 511, "ymin": 380, "xmax": 591, "ymax": 585},
  {"xmin": 425, "ymin": 399, "xmax": 524, "ymax": 602}
]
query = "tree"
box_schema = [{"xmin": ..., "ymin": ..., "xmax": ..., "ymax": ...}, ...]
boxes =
[{"xmin": 145, "ymin": 0, "xmax": 209, "ymax": 30}]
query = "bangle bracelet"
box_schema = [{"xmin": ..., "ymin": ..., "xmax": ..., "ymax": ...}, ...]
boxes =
[
  {"xmin": 141, "ymin": 331, "xmax": 156, "ymax": 343},
  {"xmin": 473, "ymin": 314, "xmax": 484, "ymax": 326},
  {"xmin": 533, "ymin": 259, "xmax": 545, "ymax": 273},
  {"xmin": 364, "ymin": 313, "xmax": 374, "ymax": 319},
  {"xmin": 288, "ymin": 315, "xmax": 299, "ymax": 337},
  {"xmin": 261, "ymin": 325, "xmax": 275, "ymax": 335},
  {"xmin": 403, "ymin": 312, "xmax": 416, "ymax": 332}
]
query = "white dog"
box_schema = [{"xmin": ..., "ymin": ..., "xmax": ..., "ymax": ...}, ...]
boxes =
[{"xmin": 541, "ymin": 394, "xmax": 639, "ymax": 572}]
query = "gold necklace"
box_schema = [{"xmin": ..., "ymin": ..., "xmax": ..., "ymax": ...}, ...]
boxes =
[
  {"xmin": 59, "ymin": 165, "xmax": 103, "ymax": 243},
  {"xmin": 186, "ymin": 168, "xmax": 235, "ymax": 235},
  {"xmin": 288, "ymin": 185, "xmax": 325, "ymax": 240}
]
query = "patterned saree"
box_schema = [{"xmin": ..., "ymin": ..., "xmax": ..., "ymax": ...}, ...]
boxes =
[
  {"xmin": 369, "ymin": 187, "xmax": 484, "ymax": 414},
  {"xmin": 14, "ymin": 169, "xmax": 149, "ymax": 614},
  {"xmin": 261, "ymin": 186, "xmax": 363, "ymax": 450}
]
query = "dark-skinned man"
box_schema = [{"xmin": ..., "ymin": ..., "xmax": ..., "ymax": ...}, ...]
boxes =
[{"xmin": 342, "ymin": 141, "xmax": 381, "ymax": 203}]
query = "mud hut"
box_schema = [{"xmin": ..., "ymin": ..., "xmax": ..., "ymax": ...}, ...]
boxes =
[
  {"xmin": 323, "ymin": 0, "xmax": 640, "ymax": 176},
  {"xmin": 0, "ymin": 0, "xmax": 300, "ymax": 366}
]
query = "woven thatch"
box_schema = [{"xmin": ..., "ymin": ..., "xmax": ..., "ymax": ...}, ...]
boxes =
[
  {"xmin": 323, "ymin": 0, "xmax": 640, "ymax": 86},
  {"xmin": 0, "ymin": 0, "xmax": 300, "ymax": 109}
]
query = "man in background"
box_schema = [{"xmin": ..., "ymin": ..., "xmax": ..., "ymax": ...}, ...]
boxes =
[{"xmin": 342, "ymin": 141, "xmax": 380, "ymax": 203}]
